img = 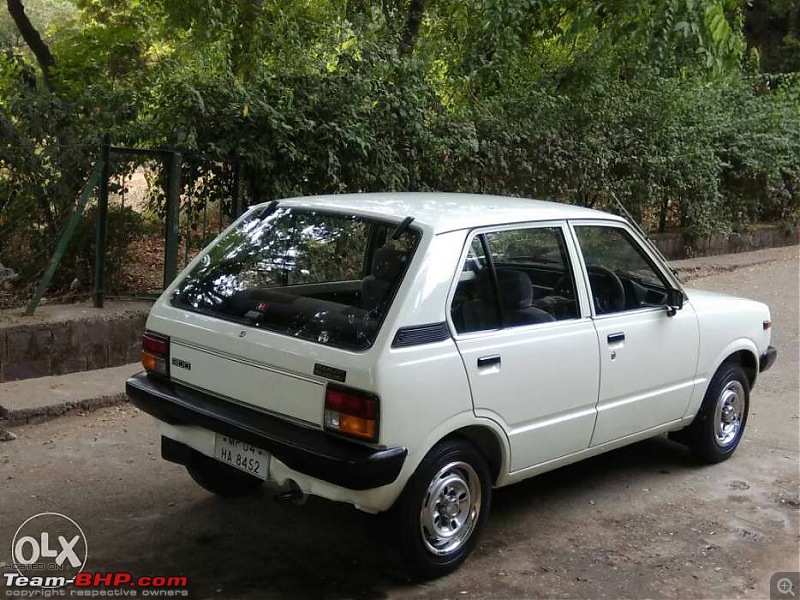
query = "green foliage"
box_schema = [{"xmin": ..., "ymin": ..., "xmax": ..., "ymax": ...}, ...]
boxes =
[{"xmin": 0, "ymin": 0, "xmax": 799, "ymax": 292}]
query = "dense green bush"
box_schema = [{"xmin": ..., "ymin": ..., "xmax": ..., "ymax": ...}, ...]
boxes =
[
  {"xmin": 1, "ymin": 0, "xmax": 798, "ymax": 291},
  {"xmin": 142, "ymin": 53, "xmax": 797, "ymax": 241}
]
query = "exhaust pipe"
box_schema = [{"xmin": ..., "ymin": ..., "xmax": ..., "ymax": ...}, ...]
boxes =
[{"xmin": 273, "ymin": 480, "xmax": 307, "ymax": 505}]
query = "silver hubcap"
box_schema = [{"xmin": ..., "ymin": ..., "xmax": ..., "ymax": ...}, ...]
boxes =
[
  {"xmin": 420, "ymin": 461, "xmax": 481, "ymax": 556},
  {"xmin": 714, "ymin": 380, "xmax": 745, "ymax": 447}
]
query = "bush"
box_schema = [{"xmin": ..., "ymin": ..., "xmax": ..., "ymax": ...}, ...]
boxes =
[
  {"xmin": 67, "ymin": 204, "xmax": 144, "ymax": 291},
  {"xmin": 136, "ymin": 49, "xmax": 799, "ymax": 245},
  {"xmin": 2, "ymin": 4, "xmax": 799, "ymax": 296}
]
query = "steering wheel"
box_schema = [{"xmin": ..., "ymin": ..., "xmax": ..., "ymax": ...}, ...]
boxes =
[
  {"xmin": 551, "ymin": 274, "xmax": 575, "ymax": 299},
  {"xmin": 586, "ymin": 265, "xmax": 626, "ymax": 314}
]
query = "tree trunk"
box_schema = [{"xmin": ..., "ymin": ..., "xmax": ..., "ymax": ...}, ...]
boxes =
[
  {"xmin": 6, "ymin": 0, "xmax": 55, "ymax": 90},
  {"xmin": 397, "ymin": 0, "xmax": 425, "ymax": 56},
  {"xmin": 658, "ymin": 195, "xmax": 669, "ymax": 233}
]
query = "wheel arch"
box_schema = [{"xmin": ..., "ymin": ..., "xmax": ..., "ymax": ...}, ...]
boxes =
[
  {"xmin": 443, "ymin": 425, "xmax": 506, "ymax": 485},
  {"xmin": 399, "ymin": 413, "xmax": 511, "ymax": 492},
  {"xmin": 726, "ymin": 349, "xmax": 758, "ymax": 389},
  {"xmin": 686, "ymin": 339, "xmax": 759, "ymax": 419}
]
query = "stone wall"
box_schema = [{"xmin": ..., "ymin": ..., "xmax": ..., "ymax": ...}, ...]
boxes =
[
  {"xmin": 0, "ymin": 311, "xmax": 147, "ymax": 382},
  {"xmin": 652, "ymin": 225, "xmax": 800, "ymax": 260}
]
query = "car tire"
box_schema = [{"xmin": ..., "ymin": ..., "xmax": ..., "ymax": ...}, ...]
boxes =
[
  {"xmin": 186, "ymin": 453, "xmax": 264, "ymax": 497},
  {"xmin": 392, "ymin": 438, "xmax": 492, "ymax": 580},
  {"xmin": 686, "ymin": 361, "xmax": 750, "ymax": 464}
]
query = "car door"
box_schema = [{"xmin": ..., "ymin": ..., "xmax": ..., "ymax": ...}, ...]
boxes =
[
  {"xmin": 449, "ymin": 223, "xmax": 601, "ymax": 472},
  {"xmin": 570, "ymin": 221, "xmax": 700, "ymax": 446}
]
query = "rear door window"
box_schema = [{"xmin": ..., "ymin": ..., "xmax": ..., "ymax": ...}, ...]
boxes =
[
  {"xmin": 171, "ymin": 207, "xmax": 419, "ymax": 350},
  {"xmin": 451, "ymin": 225, "xmax": 579, "ymax": 334}
]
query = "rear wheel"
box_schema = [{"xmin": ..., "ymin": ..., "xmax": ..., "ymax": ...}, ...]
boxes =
[
  {"xmin": 392, "ymin": 439, "xmax": 492, "ymax": 580},
  {"xmin": 186, "ymin": 453, "xmax": 263, "ymax": 497},
  {"xmin": 685, "ymin": 361, "xmax": 750, "ymax": 463}
]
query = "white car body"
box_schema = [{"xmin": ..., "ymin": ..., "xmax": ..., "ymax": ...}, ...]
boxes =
[{"xmin": 127, "ymin": 193, "xmax": 775, "ymax": 575}]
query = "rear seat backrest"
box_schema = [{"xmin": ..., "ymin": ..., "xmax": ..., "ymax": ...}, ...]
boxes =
[
  {"xmin": 460, "ymin": 268, "xmax": 554, "ymax": 332},
  {"xmin": 361, "ymin": 246, "xmax": 408, "ymax": 312}
]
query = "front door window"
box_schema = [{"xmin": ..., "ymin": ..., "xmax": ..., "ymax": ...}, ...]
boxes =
[{"xmin": 573, "ymin": 225, "xmax": 670, "ymax": 315}]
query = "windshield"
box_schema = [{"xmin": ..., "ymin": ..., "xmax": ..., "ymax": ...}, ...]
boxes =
[{"xmin": 171, "ymin": 207, "xmax": 419, "ymax": 350}]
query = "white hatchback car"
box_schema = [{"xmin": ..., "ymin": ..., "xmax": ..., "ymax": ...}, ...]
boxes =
[{"xmin": 127, "ymin": 193, "xmax": 777, "ymax": 578}]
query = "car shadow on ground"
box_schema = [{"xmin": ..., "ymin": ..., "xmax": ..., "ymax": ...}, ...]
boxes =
[
  {"xmin": 492, "ymin": 434, "xmax": 698, "ymax": 513},
  {"xmin": 101, "ymin": 436, "xmax": 698, "ymax": 599}
]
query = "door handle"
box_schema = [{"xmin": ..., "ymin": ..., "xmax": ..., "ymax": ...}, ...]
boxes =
[
  {"xmin": 607, "ymin": 332, "xmax": 625, "ymax": 344},
  {"xmin": 477, "ymin": 355, "xmax": 501, "ymax": 368}
]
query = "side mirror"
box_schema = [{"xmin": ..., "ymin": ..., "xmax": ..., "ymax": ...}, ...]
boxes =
[{"xmin": 665, "ymin": 287, "xmax": 684, "ymax": 317}]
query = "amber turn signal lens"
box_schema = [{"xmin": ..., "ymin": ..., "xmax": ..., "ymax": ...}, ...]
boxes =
[
  {"xmin": 141, "ymin": 351, "xmax": 158, "ymax": 372},
  {"xmin": 141, "ymin": 331, "xmax": 169, "ymax": 376},
  {"xmin": 339, "ymin": 414, "xmax": 377, "ymax": 440}
]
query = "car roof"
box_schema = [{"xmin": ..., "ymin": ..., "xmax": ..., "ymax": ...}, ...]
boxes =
[{"xmin": 257, "ymin": 192, "xmax": 625, "ymax": 234}]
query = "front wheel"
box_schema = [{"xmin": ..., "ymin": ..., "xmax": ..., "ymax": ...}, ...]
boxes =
[
  {"xmin": 392, "ymin": 439, "xmax": 492, "ymax": 580},
  {"xmin": 685, "ymin": 361, "xmax": 750, "ymax": 463}
]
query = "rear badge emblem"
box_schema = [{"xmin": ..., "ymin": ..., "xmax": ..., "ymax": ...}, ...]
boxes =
[
  {"xmin": 314, "ymin": 363, "xmax": 346, "ymax": 383},
  {"xmin": 171, "ymin": 357, "xmax": 192, "ymax": 371},
  {"xmin": 239, "ymin": 330, "xmax": 247, "ymax": 338}
]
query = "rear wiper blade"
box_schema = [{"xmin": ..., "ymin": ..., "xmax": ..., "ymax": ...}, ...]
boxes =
[{"xmin": 391, "ymin": 216, "xmax": 415, "ymax": 239}]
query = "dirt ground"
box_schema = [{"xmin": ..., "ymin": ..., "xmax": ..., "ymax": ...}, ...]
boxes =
[{"xmin": 0, "ymin": 248, "xmax": 798, "ymax": 599}]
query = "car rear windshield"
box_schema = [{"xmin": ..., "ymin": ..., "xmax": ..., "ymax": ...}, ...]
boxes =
[{"xmin": 170, "ymin": 206, "xmax": 419, "ymax": 351}]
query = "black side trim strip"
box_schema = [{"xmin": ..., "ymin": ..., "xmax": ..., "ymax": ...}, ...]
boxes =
[
  {"xmin": 126, "ymin": 372, "xmax": 406, "ymax": 490},
  {"xmin": 391, "ymin": 322, "xmax": 450, "ymax": 348}
]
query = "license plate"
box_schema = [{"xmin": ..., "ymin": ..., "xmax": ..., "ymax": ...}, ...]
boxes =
[{"xmin": 213, "ymin": 434, "xmax": 269, "ymax": 480}]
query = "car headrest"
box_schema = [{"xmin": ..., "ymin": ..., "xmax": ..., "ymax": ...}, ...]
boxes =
[
  {"xmin": 371, "ymin": 246, "xmax": 408, "ymax": 281},
  {"xmin": 477, "ymin": 268, "xmax": 532, "ymax": 309}
]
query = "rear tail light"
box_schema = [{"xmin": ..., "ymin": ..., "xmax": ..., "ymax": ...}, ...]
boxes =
[
  {"xmin": 141, "ymin": 332, "xmax": 169, "ymax": 377},
  {"xmin": 324, "ymin": 385, "xmax": 379, "ymax": 442}
]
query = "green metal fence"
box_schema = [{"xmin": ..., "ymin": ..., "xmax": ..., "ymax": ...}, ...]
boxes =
[
  {"xmin": 25, "ymin": 135, "xmax": 248, "ymax": 314},
  {"xmin": 24, "ymin": 159, "xmax": 105, "ymax": 315}
]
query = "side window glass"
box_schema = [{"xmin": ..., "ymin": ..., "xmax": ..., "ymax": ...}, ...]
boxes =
[
  {"xmin": 574, "ymin": 226, "xmax": 670, "ymax": 315},
  {"xmin": 485, "ymin": 228, "xmax": 579, "ymax": 324},
  {"xmin": 451, "ymin": 227, "xmax": 579, "ymax": 334},
  {"xmin": 451, "ymin": 238, "xmax": 501, "ymax": 333}
]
